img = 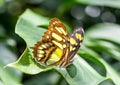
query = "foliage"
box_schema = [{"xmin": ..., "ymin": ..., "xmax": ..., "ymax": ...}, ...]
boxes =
[
  {"xmin": 7, "ymin": 9, "xmax": 120, "ymax": 85},
  {"xmin": 0, "ymin": 37, "xmax": 22, "ymax": 85},
  {"xmin": 0, "ymin": 0, "xmax": 120, "ymax": 85}
]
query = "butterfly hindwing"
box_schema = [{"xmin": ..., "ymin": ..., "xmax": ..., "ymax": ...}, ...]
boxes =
[{"xmin": 69, "ymin": 28, "xmax": 84, "ymax": 61}]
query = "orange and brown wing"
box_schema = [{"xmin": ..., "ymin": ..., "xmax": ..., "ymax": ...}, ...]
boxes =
[{"xmin": 31, "ymin": 18, "xmax": 70, "ymax": 67}]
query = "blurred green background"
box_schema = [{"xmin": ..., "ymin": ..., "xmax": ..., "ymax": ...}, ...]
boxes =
[{"xmin": 0, "ymin": 0, "xmax": 120, "ymax": 85}]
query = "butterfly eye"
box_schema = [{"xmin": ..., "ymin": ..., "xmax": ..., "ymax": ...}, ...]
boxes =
[{"xmin": 31, "ymin": 18, "xmax": 84, "ymax": 67}]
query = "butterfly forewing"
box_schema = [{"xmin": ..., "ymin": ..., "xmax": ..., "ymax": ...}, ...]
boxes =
[{"xmin": 31, "ymin": 18, "xmax": 70, "ymax": 67}]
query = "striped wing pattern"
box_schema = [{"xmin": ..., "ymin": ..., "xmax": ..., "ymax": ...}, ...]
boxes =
[{"xmin": 31, "ymin": 18, "xmax": 84, "ymax": 67}]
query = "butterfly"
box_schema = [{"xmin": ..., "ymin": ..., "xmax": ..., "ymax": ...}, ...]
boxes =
[{"xmin": 31, "ymin": 18, "xmax": 84, "ymax": 67}]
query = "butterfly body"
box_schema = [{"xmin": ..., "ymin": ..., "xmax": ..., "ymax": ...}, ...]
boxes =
[{"xmin": 31, "ymin": 18, "xmax": 84, "ymax": 67}]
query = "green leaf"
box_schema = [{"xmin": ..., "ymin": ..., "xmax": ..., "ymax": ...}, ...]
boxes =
[
  {"xmin": 101, "ymin": 59, "xmax": 120, "ymax": 85},
  {"xmin": 20, "ymin": 9, "xmax": 49, "ymax": 26},
  {"xmin": 7, "ymin": 48, "xmax": 45, "ymax": 74},
  {"xmin": 88, "ymin": 40, "xmax": 120, "ymax": 61},
  {"xmin": 78, "ymin": 47, "xmax": 120, "ymax": 85},
  {"xmin": 15, "ymin": 10, "xmax": 46, "ymax": 47},
  {"xmin": 85, "ymin": 23, "xmax": 120, "ymax": 44},
  {"xmin": 7, "ymin": 9, "xmax": 49, "ymax": 74},
  {"xmin": 83, "ymin": 23, "xmax": 120, "ymax": 84},
  {"xmin": 85, "ymin": 23, "xmax": 120, "ymax": 61},
  {"xmin": 0, "ymin": 43, "xmax": 22, "ymax": 85},
  {"xmin": 57, "ymin": 55, "xmax": 106, "ymax": 85},
  {"xmin": 78, "ymin": 46, "xmax": 107, "ymax": 77},
  {"xmin": 7, "ymin": 9, "xmax": 120, "ymax": 85},
  {"xmin": 23, "ymin": 71, "xmax": 61, "ymax": 85}
]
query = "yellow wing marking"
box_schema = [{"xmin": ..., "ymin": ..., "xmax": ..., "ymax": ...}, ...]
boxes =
[
  {"xmin": 70, "ymin": 38, "xmax": 77, "ymax": 45},
  {"xmin": 41, "ymin": 45, "xmax": 47, "ymax": 48},
  {"xmin": 62, "ymin": 44, "xmax": 66, "ymax": 48},
  {"xmin": 52, "ymin": 40, "xmax": 63, "ymax": 49},
  {"xmin": 55, "ymin": 27, "xmax": 62, "ymax": 34},
  {"xmin": 46, "ymin": 48, "xmax": 63, "ymax": 65},
  {"xmin": 38, "ymin": 46, "xmax": 43, "ymax": 50},
  {"xmin": 37, "ymin": 50, "xmax": 44, "ymax": 54},
  {"xmin": 37, "ymin": 54, "xmax": 44, "ymax": 58},
  {"xmin": 75, "ymin": 33, "xmax": 83, "ymax": 41},
  {"xmin": 52, "ymin": 33, "xmax": 62, "ymax": 41},
  {"xmin": 58, "ymin": 27, "xmax": 67, "ymax": 35},
  {"xmin": 70, "ymin": 46, "xmax": 76, "ymax": 51}
]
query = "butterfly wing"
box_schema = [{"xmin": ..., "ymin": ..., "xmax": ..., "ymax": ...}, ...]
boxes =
[
  {"xmin": 31, "ymin": 18, "xmax": 70, "ymax": 67},
  {"xmin": 69, "ymin": 28, "xmax": 84, "ymax": 61},
  {"xmin": 31, "ymin": 18, "xmax": 84, "ymax": 67}
]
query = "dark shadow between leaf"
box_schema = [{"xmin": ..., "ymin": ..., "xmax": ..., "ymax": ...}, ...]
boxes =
[
  {"xmin": 78, "ymin": 50, "xmax": 107, "ymax": 77},
  {"xmin": 66, "ymin": 64, "xmax": 77, "ymax": 78},
  {"xmin": 37, "ymin": 25, "xmax": 49, "ymax": 29},
  {"xmin": 98, "ymin": 78, "xmax": 115, "ymax": 85}
]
